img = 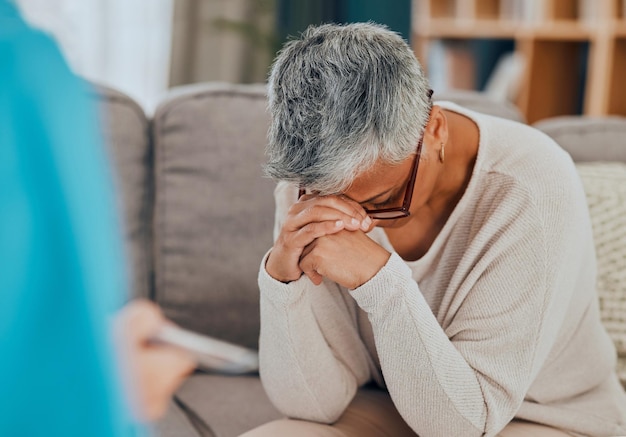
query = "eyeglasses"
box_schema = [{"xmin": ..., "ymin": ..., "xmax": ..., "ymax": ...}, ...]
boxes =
[{"xmin": 298, "ymin": 134, "xmax": 424, "ymax": 220}]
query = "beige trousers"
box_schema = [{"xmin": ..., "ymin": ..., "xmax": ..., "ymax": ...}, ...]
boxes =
[{"xmin": 240, "ymin": 389, "xmax": 573, "ymax": 437}]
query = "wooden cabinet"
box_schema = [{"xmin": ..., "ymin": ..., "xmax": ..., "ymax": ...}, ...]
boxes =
[{"xmin": 413, "ymin": 0, "xmax": 626, "ymax": 123}]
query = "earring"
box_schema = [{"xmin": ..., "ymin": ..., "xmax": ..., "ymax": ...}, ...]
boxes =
[{"xmin": 439, "ymin": 142, "xmax": 445, "ymax": 163}]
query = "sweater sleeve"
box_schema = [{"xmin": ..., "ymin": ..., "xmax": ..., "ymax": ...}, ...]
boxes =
[
  {"xmin": 258, "ymin": 182, "xmax": 374, "ymax": 423},
  {"xmin": 349, "ymin": 179, "xmax": 588, "ymax": 437}
]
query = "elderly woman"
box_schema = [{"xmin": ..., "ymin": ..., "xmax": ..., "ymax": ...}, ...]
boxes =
[{"xmin": 243, "ymin": 23, "xmax": 626, "ymax": 437}]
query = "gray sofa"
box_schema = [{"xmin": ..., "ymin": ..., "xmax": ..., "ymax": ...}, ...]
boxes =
[{"xmin": 92, "ymin": 83, "xmax": 626, "ymax": 437}]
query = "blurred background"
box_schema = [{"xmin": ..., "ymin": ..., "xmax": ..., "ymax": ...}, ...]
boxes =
[
  {"xmin": 16, "ymin": 0, "xmax": 626, "ymax": 122},
  {"xmin": 15, "ymin": 0, "xmax": 410, "ymax": 113}
]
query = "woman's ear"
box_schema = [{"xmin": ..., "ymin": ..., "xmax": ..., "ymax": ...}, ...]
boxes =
[{"xmin": 424, "ymin": 105, "xmax": 449, "ymax": 146}]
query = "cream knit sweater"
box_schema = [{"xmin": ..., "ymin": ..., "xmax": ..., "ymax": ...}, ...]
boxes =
[{"xmin": 257, "ymin": 102, "xmax": 626, "ymax": 437}]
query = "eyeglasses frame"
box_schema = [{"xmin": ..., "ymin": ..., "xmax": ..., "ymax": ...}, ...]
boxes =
[{"xmin": 298, "ymin": 134, "xmax": 424, "ymax": 220}]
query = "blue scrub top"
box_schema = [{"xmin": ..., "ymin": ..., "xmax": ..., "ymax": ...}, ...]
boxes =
[{"xmin": 0, "ymin": 1, "xmax": 141, "ymax": 435}]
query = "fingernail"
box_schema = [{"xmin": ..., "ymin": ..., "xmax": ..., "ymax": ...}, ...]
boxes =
[
  {"xmin": 336, "ymin": 220, "xmax": 344, "ymax": 228},
  {"xmin": 351, "ymin": 218, "xmax": 360, "ymax": 227},
  {"xmin": 361, "ymin": 217, "xmax": 372, "ymax": 230}
]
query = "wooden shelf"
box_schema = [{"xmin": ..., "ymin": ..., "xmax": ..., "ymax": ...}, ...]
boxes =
[
  {"xmin": 610, "ymin": 0, "xmax": 626, "ymax": 20},
  {"xmin": 551, "ymin": 0, "xmax": 580, "ymax": 20},
  {"xmin": 416, "ymin": 23, "xmax": 592, "ymax": 41},
  {"xmin": 608, "ymin": 37, "xmax": 626, "ymax": 114},
  {"xmin": 415, "ymin": 19, "xmax": 516, "ymax": 38},
  {"xmin": 521, "ymin": 40, "xmax": 586, "ymax": 122},
  {"xmin": 614, "ymin": 21, "xmax": 626, "ymax": 36},
  {"xmin": 427, "ymin": 0, "xmax": 456, "ymax": 19},
  {"xmin": 475, "ymin": 0, "xmax": 500, "ymax": 19},
  {"xmin": 412, "ymin": 0, "xmax": 626, "ymax": 121},
  {"xmin": 525, "ymin": 23, "xmax": 592, "ymax": 40}
]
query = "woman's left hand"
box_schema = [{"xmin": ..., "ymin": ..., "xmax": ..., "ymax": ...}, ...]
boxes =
[{"xmin": 299, "ymin": 229, "xmax": 391, "ymax": 289}]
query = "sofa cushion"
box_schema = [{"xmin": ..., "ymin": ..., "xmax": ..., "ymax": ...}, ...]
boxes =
[
  {"xmin": 91, "ymin": 83, "xmax": 153, "ymax": 299},
  {"xmin": 152, "ymin": 83, "xmax": 275, "ymax": 348},
  {"xmin": 174, "ymin": 374, "xmax": 281, "ymax": 437},
  {"xmin": 154, "ymin": 400, "xmax": 203, "ymax": 437},
  {"xmin": 435, "ymin": 90, "xmax": 525, "ymax": 123},
  {"xmin": 534, "ymin": 116, "xmax": 626, "ymax": 163},
  {"xmin": 576, "ymin": 162, "xmax": 626, "ymax": 386}
]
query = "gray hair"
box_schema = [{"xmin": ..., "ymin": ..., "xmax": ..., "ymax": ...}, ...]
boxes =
[{"xmin": 265, "ymin": 22, "xmax": 432, "ymax": 194}]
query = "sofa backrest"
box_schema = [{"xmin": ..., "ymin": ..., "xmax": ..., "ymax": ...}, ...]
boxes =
[
  {"xmin": 151, "ymin": 83, "xmax": 275, "ymax": 348},
  {"xmin": 534, "ymin": 116, "xmax": 626, "ymax": 163},
  {"xmin": 92, "ymin": 84, "xmax": 153, "ymax": 300},
  {"xmin": 435, "ymin": 90, "xmax": 525, "ymax": 123}
]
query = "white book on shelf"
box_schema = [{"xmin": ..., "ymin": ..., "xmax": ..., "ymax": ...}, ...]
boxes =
[
  {"xmin": 500, "ymin": 0, "xmax": 540, "ymax": 24},
  {"xmin": 579, "ymin": 0, "xmax": 599, "ymax": 25},
  {"xmin": 484, "ymin": 51, "xmax": 526, "ymax": 103},
  {"xmin": 427, "ymin": 39, "xmax": 449, "ymax": 92},
  {"xmin": 520, "ymin": 0, "xmax": 544, "ymax": 24},
  {"xmin": 456, "ymin": 1, "xmax": 473, "ymax": 22},
  {"xmin": 500, "ymin": 0, "xmax": 516, "ymax": 21},
  {"xmin": 427, "ymin": 39, "xmax": 477, "ymax": 92},
  {"xmin": 506, "ymin": 0, "xmax": 525, "ymax": 23}
]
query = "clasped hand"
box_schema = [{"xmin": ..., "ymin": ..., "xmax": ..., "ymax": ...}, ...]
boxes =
[{"xmin": 265, "ymin": 193, "xmax": 391, "ymax": 289}]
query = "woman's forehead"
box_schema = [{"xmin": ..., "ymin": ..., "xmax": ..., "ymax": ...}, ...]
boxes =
[{"xmin": 343, "ymin": 158, "xmax": 411, "ymax": 202}]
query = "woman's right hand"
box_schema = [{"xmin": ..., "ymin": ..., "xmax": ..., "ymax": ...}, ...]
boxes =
[{"xmin": 265, "ymin": 194, "xmax": 371, "ymax": 283}]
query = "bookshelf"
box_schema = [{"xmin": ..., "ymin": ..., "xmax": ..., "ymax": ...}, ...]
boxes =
[{"xmin": 413, "ymin": 0, "xmax": 626, "ymax": 123}]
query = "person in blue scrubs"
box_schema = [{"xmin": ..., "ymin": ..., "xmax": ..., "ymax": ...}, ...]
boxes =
[{"xmin": 0, "ymin": 1, "xmax": 194, "ymax": 435}]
